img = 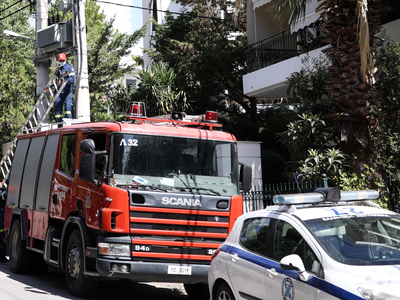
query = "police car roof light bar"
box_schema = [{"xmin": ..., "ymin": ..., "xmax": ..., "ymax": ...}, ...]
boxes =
[
  {"xmin": 340, "ymin": 190, "xmax": 379, "ymax": 201},
  {"xmin": 273, "ymin": 189, "xmax": 379, "ymax": 206}
]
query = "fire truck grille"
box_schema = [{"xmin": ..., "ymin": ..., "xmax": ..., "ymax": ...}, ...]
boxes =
[
  {"xmin": 130, "ymin": 223, "xmax": 227, "ymax": 233},
  {"xmin": 129, "ymin": 206, "xmax": 229, "ymax": 264},
  {"xmin": 135, "ymin": 211, "xmax": 229, "ymax": 223}
]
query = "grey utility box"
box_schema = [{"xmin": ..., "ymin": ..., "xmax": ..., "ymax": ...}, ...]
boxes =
[{"xmin": 37, "ymin": 21, "xmax": 73, "ymax": 53}]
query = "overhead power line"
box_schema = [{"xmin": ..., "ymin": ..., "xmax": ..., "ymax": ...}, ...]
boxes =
[
  {"xmin": 92, "ymin": 0, "xmax": 246, "ymax": 24},
  {"xmin": 0, "ymin": 0, "xmax": 23, "ymax": 15},
  {"xmin": 0, "ymin": 3, "xmax": 31, "ymax": 22}
]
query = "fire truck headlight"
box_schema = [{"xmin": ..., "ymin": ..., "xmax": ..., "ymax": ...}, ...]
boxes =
[{"xmin": 98, "ymin": 243, "xmax": 131, "ymax": 257}]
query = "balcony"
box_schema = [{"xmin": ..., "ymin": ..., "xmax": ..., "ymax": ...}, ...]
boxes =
[
  {"xmin": 242, "ymin": 7, "xmax": 400, "ymax": 98},
  {"xmin": 244, "ymin": 24, "xmax": 326, "ymax": 73},
  {"xmin": 244, "ymin": 3, "xmax": 400, "ymax": 75}
]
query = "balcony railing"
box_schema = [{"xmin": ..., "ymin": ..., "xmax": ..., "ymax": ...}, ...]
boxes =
[{"xmin": 244, "ymin": 25, "xmax": 326, "ymax": 73}]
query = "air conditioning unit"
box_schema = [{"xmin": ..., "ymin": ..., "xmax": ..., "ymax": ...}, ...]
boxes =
[{"xmin": 37, "ymin": 21, "xmax": 73, "ymax": 53}]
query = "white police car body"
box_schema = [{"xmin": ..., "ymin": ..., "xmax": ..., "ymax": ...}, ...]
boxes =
[{"xmin": 208, "ymin": 188, "xmax": 400, "ymax": 300}]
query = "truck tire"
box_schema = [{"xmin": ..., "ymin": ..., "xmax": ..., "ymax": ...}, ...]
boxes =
[
  {"xmin": 8, "ymin": 219, "xmax": 35, "ymax": 274},
  {"xmin": 65, "ymin": 229, "xmax": 99, "ymax": 297},
  {"xmin": 184, "ymin": 283, "xmax": 210, "ymax": 300}
]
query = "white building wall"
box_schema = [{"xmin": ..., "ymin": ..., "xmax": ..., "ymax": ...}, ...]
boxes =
[
  {"xmin": 382, "ymin": 19, "xmax": 400, "ymax": 43},
  {"xmin": 237, "ymin": 141, "xmax": 262, "ymax": 190},
  {"xmin": 243, "ymin": 45, "xmax": 329, "ymax": 98}
]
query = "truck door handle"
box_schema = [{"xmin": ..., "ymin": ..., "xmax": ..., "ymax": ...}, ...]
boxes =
[
  {"xmin": 230, "ymin": 253, "xmax": 239, "ymax": 262},
  {"xmin": 266, "ymin": 268, "xmax": 278, "ymax": 278}
]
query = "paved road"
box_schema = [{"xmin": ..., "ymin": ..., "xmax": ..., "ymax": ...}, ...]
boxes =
[{"xmin": 0, "ymin": 259, "xmax": 190, "ymax": 300}]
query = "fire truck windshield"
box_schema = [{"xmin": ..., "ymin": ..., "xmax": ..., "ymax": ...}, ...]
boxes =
[{"xmin": 109, "ymin": 133, "xmax": 240, "ymax": 196}]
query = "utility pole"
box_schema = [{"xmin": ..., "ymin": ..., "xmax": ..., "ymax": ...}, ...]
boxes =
[
  {"xmin": 72, "ymin": 0, "xmax": 90, "ymax": 122},
  {"xmin": 36, "ymin": 0, "xmax": 50, "ymax": 124}
]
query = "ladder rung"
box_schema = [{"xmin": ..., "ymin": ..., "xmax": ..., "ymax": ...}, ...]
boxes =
[{"xmin": 32, "ymin": 114, "xmax": 38, "ymax": 126}]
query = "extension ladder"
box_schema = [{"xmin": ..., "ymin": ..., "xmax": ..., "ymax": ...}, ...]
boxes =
[{"xmin": 0, "ymin": 70, "xmax": 68, "ymax": 179}]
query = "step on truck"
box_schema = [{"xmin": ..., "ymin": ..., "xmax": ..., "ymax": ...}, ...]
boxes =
[{"xmin": 4, "ymin": 103, "xmax": 251, "ymax": 299}]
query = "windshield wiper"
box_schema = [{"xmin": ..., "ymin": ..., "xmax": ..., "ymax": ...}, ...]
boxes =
[
  {"xmin": 174, "ymin": 186, "xmax": 220, "ymax": 196},
  {"xmin": 116, "ymin": 182, "xmax": 168, "ymax": 192},
  {"xmin": 138, "ymin": 184, "xmax": 168, "ymax": 192}
]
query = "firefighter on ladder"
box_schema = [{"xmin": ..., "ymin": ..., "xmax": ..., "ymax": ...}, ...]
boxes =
[{"xmin": 54, "ymin": 53, "xmax": 75, "ymax": 123}]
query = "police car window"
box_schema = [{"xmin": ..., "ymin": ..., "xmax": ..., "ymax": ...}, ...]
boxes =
[
  {"xmin": 306, "ymin": 214, "xmax": 400, "ymax": 265},
  {"xmin": 274, "ymin": 220, "xmax": 320, "ymax": 274},
  {"xmin": 240, "ymin": 217, "xmax": 270, "ymax": 255},
  {"xmin": 60, "ymin": 134, "xmax": 76, "ymax": 177}
]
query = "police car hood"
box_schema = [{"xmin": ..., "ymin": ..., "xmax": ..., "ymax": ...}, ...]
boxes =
[{"xmin": 327, "ymin": 263, "xmax": 400, "ymax": 297}]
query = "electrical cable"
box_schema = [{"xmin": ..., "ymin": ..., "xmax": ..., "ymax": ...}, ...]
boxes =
[
  {"xmin": 0, "ymin": 0, "xmax": 23, "ymax": 15},
  {"xmin": 92, "ymin": 0, "xmax": 246, "ymax": 24},
  {"xmin": 0, "ymin": 3, "xmax": 30, "ymax": 22}
]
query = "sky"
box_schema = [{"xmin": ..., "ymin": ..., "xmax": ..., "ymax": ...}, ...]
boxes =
[{"xmin": 97, "ymin": 0, "xmax": 144, "ymax": 58}]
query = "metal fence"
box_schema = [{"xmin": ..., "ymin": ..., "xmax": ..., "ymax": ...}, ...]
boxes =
[{"xmin": 242, "ymin": 180, "xmax": 326, "ymax": 213}]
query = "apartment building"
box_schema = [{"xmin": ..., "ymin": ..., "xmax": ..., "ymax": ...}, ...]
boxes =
[{"xmin": 243, "ymin": 0, "xmax": 400, "ymax": 99}]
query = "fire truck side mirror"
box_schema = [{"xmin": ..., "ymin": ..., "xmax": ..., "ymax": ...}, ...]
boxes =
[
  {"xmin": 239, "ymin": 163, "xmax": 252, "ymax": 192},
  {"xmin": 79, "ymin": 153, "xmax": 96, "ymax": 182},
  {"xmin": 80, "ymin": 139, "xmax": 95, "ymax": 153}
]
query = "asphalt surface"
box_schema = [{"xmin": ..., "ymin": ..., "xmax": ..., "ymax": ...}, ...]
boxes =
[{"xmin": 0, "ymin": 258, "xmax": 190, "ymax": 300}]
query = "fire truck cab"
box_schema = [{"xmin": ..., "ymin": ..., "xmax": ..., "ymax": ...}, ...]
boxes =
[{"xmin": 4, "ymin": 106, "xmax": 251, "ymax": 299}]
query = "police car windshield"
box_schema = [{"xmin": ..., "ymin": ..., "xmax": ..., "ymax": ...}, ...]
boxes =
[
  {"xmin": 109, "ymin": 133, "xmax": 239, "ymax": 196},
  {"xmin": 305, "ymin": 214, "xmax": 400, "ymax": 265}
]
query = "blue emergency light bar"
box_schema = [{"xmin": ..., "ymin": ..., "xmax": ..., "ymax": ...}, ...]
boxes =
[{"xmin": 273, "ymin": 188, "xmax": 379, "ymax": 205}]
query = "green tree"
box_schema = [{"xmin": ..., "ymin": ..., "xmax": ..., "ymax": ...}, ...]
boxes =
[
  {"xmin": 0, "ymin": 0, "xmax": 35, "ymax": 146},
  {"xmin": 147, "ymin": 0, "xmax": 261, "ymax": 140},
  {"xmin": 287, "ymin": 55, "xmax": 335, "ymax": 116},
  {"xmin": 132, "ymin": 61, "xmax": 188, "ymax": 116},
  {"xmin": 298, "ymin": 148, "xmax": 349, "ymax": 186},
  {"xmin": 278, "ymin": 113, "xmax": 339, "ymax": 166},
  {"xmin": 370, "ymin": 38, "xmax": 400, "ymax": 211}
]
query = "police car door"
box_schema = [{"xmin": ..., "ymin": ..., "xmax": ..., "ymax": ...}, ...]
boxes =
[
  {"xmin": 225, "ymin": 217, "xmax": 272, "ymax": 300},
  {"xmin": 266, "ymin": 218, "xmax": 320, "ymax": 300}
]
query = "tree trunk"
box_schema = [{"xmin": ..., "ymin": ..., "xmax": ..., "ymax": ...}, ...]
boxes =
[{"xmin": 317, "ymin": 0, "xmax": 384, "ymax": 169}]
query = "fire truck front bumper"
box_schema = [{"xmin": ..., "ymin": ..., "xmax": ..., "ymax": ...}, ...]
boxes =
[{"xmin": 96, "ymin": 258, "xmax": 209, "ymax": 283}]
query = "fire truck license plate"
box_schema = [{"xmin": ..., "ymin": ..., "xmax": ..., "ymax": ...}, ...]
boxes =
[{"xmin": 167, "ymin": 265, "xmax": 192, "ymax": 275}]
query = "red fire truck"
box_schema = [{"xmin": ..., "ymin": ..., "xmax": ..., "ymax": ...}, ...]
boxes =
[{"xmin": 4, "ymin": 104, "xmax": 251, "ymax": 299}]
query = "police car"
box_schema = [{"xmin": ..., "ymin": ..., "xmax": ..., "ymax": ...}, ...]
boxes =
[{"xmin": 208, "ymin": 188, "xmax": 400, "ymax": 300}]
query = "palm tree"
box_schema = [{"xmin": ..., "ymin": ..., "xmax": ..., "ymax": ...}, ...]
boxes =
[
  {"xmin": 136, "ymin": 62, "xmax": 188, "ymax": 116},
  {"xmin": 240, "ymin": 0, "xmax": 390, "ymax": 168}
]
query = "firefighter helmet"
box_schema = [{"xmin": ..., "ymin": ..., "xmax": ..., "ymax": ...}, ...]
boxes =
[{"xmin": 58, "ymin": 53, "xmax": 67, "ymax": 61}]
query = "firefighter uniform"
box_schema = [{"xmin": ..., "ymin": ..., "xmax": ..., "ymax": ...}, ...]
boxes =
[
  {"xmin": 0, "ymin": 178, "xmax": 8, "ymax": 262},
  {"xmin": 54, "ymin": 53, "xmax": 75, "ymax": 123}
]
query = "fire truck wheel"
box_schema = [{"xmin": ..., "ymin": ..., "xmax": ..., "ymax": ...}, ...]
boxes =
[
  {"xmin": 184, "ymin": 283, "xmax": 210, "ymax": 300},
  {"xmin": 8, "ymin": 219, "xmax": 35, "ymax": 274},
  {"xmin": 65, "ymin": 229, "xmax": 99, "ymax": 297}
]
